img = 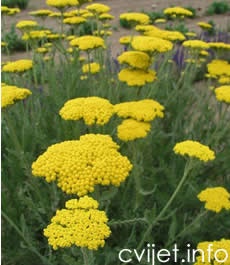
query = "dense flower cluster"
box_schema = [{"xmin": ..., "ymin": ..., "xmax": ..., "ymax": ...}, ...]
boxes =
[
  {"xmin": 70, "ymin": 35, "xmax": 105, "ymax": 50},
  {"xmin": 119, "ymin": 35, "xmax": 133, "ymax": 45},
  {"xmin": 63, "ymin": 16, "xmax": 86, "ymax": 25},
  {"xmin": 194, "ymin": 239, "xmax": 230, "ymax": 265},
  {"xmin": 117, "ymin": 119, "xmax": 151, "ymax": 141},
  {"xmin": 144, "ymin": 28, "xmax": 185, "ymax": 41},
  {"xmin": 120, "ymin": 12, "xmax": 150, "ymax": 25},
  {"xmin": 29, "ymin": 9, "xmax": 52, "ymax": 17},
  {"xmin": 44, "ymin": 196, "xmax": 111, "ymax": 250},
  {"xmin": 46, "ymin": 0, "xmax": 78, "ymax": 8},
  {"xmin": 59, "ymin": 96, "xmax": 113, "ymax": 125},
  {"xmin": 173, "ymin": 140, "xmax": 215, "ymax": 162},
  {"xmin": 163, "ymin": 6, "xmax": 193, "ymax": 17},
  {"xmin": 197, "ymin": 21, "xmax": 212, "ymax": 29},
  {"xmin": 99, "ymin": 13, "xmax": 114, "ymax": 20},
  {"xmin": 198, "ymin": 187, "xmax": 230, "ymax": 212},
  {"xmin": 22, "ymin": 30, "xmax": 51, "ymax": 40},
  {"xmin": 114, "ymin": 99, "xmax": 164, "ymax": 121},
  {"xmin": 206, "ymin": 59, "xmax": 230, "ymax": 83},
  {"xmin": 1, "ymin": 6, "xmax": 20, "ymax": 15},
  {"xmin": 182, "ymin": 40, "xmax": 209, "ymax": 50},
  {"xmin": 131, "ymin": 36, "xmax": 173, "ymax": 53},
  {"xmin": 16, "ymin": 20, "xmax": 38, "ymax": 30},
  {"xmin": 1, "ymin": 84, "xmax": 32, "ymax": 108},
  {"xmin": 209, "ymin": 42, "xmax": 230, "ymax": 50},
  {"xmin": 117, "ymin": 51, "xmax": 151, "ymax": 70},
  {"xmin": 32, "ymin": 134, "xmax": 133, "ymax": 196},
  {"xmin": 82, "ymin": 62, "xmax": 100, "ymax": 73},
  {"xmin": 214, "ymin": 85, "xmax": 230, "ymax": 103},
  {"xmin": 118, "ymin": 68, "xmax": 157, "ymax": 86},
  {"xmin": 2, "ymin": 59, "xmax": 33, "ymax": 73},
  {"xmin": 86, "ymin": 3, "xmax": 110, "ymax": 14}
]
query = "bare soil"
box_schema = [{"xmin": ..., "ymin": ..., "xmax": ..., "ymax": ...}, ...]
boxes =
[{"xmin": 2, "ymin": 0, "xmax": 230, "ymax": 60}]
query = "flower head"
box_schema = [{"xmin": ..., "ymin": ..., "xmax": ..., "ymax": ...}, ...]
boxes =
[
  {"xmin": 214, "ymin": 85, "xmax": 230, "ymax": 103},
  {"xmin": 2, "ymin": 59, "xmax": 33, "ymax": 73},
  {"xmin": 46, "ymin": 0, "xmax": 78, "ymax": 8},
  {"xmin": 131, "ymin": 36, "xmax": 173, "ymax": 53},
  {"xmin": 197, "ymin": 21, "xmax": 212, "ymax": 30},
  {"xmin": 86, "ymin": 3, "xmax": 110, "ymax": 14},
  {"xmin": 118, "ymin": 51, "xmax": 151, "ymax": 70},
  {"xmin": 32, "ymin": 134, "xmax": 133, "ymax": 196},
  {"xmin": 44, "ymin": 196, "xmax": 111, "ymax": 250},
  {"xmin": 82, "ymin": 62, "xmax": 100, "ymax": 74},
  {"xmin": 198, "ymin": 187, "xmax": 230, "ymax": 213},
  {"xmin": 118, "ymin": 68, "xmax": 157, "ymax": 86},
  {"xmin": 194, "ymin": 239, "xmax": 230, "ymax": 265},
  {"xmin": 173, "ymin": 140, "xmax": 215, "ymax": 162},
  {"xmin": 114, "ymin": 99, "xmax": 164, "ymax": 121},
  {"xmin": 59, "ymin": 97, "xmax": 113, "ymax": 125},
  {"xmin": 120, "ymin": 12, "xmax": 150, "ymax": 25},
  {"xmin": 29, "ymin": 9, "xmax": 52, "ymax": 17},
  {"xmin": 16, "ymin": 20, "xmax": 38, "ymax": 30},
  {"xmin": 63, "ymin": 16, "xmax": 86, "ymax": 25},
  {"xmin": 182, "ymin": 40, "xmax": 209, "ymax": 50},
  {"xmin": 117, "ymin": 119, "xmax": 151, "ymax": 141},
  {"xmin": 163, "ymin": 6, "xmax": 193, "ymax": 17},
  {"xmin": 1, "ymin": 85, "xmax": 32, "ymax": 108},
  {"xmin": 70, "ymin": 35, "xmax": 105, "ymax": 50}
]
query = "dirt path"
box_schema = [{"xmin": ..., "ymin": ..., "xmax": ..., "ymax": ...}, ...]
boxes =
[{"xmin": 2, "ymin": 0, "xmax": 230, "ymax": 60}]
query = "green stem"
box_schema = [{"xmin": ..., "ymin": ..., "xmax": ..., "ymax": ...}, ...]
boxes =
[
  {"xmin": 81, "ymin": 248, "xmax": 94, "ymax": 265},
  {"xmin": 137, "ymin": 159, "xmax": 193, "ymax": 250},
  {"xmin": 109, "ymin": 217, "xmax": 147, "ymax": 226},
  {"xmin": 2, "ymin": 210, "xmax": 52, "ymax": 265}
]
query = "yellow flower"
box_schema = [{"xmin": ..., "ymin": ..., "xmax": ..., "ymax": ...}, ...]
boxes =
[
  {"xmin": 93, "ymin": 30, "xmax": 112, "ymax": 36},
  {"xmin": 182, "ymin": 40, "xmax": 210, "ymax": 50},
  {"xmin": 214, "ymin": 85, "xmax": 230, "ymax": 103},
  {"xmin": 120, "ymin": 12, "xmax": 150, "ymax": 25},
  {"xmin": 36, "ymin": 47, "xmax": 48, "ymax": 54},
  {"xmin": 86, "ymin": 3, "xmax": 110, "ymax": 14},
  {"xmin": 194, "ymin": 239, "xmax": 230, "ymax": 265},
  {"xmin": 59, "ymin": 97, "xmax": 113, "ymax": 125},
  {"xmin": 16, "ymin": 20, "xmax": 38, "ymax": 30},
  {"xmin": 117, "ymin": 51, "xmax": 151, "ymax": 70},
  {"xmin": 185, "ymin": 32, "xmax": 197, "ymax": 37},
  {"xmin": 70, "ymin": 35, "xmax": 105, "ymax": 50},
  {"xmin": 114, "ymin": 99, "xmax": 164, "ymax": 121},
  {"xmin": 22, "ymin": 30, "xmax": 51, "ymax": 40},
  {"xmin": 44, "ymin": 196, "xmax": 111, "ymax": 250},
  {"xmin": 144, "ymin": 28, "xmax": 185, "ymax": 41},
  {"xmin": 154, "ymin": 18, "xmax": 166, "ymax": 24},
  {"xmin": 118, "ymin": 68, "xmax": 157, "ymax": 86},
  {"xmin": 2, "ymin": 59, "xmax": 33, "ymax": 73},
  {"xmin": 207, "ymin": 60, "xmax": 230, "ymax": 79},
  {"xmin": 173, "ymin": 140, "xmax": 215, "ymax": 162},
  {"xmin": 163, "ymin": 6, "xmax": 193, "ymax": 17},
  {"xmin": 29, "ymin": 9, "xmax": 52, "ymax": 17},
  {"xmin": 197, "ymin": 21, "xmax": 212, "ymax": 29},
  {"xmin": 209, "ymin": 42, "xmax": 230, "ymax": 50},
  {"xmin": 117, "ymin": 119, "xmax": 151, "ymax": 141},
  {"xmin": 32, "ymin": 134, "xmax": 133, "ymax": 196},
  {"xmin": 131, "ymin": 36, "xmax": 173, "ymax": 53},
  {"xmin": 1, "ymin": 85, "xmax": 32, "ymax": 108},
  {"xmin": 82, "ymin": 62, "xmax": 100, "ymax": 74},
  {"xmin": 2, "ymin": 6, "xmax": 20, "ymax": 15},
  {"xmin": 218, "ymin": 76, "xmax": 230, "ymax": 84},
  {"xmin": 99, "ymin": 13, "xmax": 114, "ymax": 20},
  {"xmin": 119, "ymin": 35, "xmax": 133, "ymax": 45},
  {"xmin": 63, "ymin": 16, "xmax": 86, "ymax": 25},
  {"xmin": 135, "ymin": 24, "xmax": 156, "ymax": 32},
  {"xmin": 1, "ymin": 41, "xmax": 7, "ymax": 47},
  {"xmin": 198, "ymin": 187, "xmax": 230, "ymax": 212},
  {"xmin": 46, "ymin": 0, "xmax": 78, "ymax": 8}
]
